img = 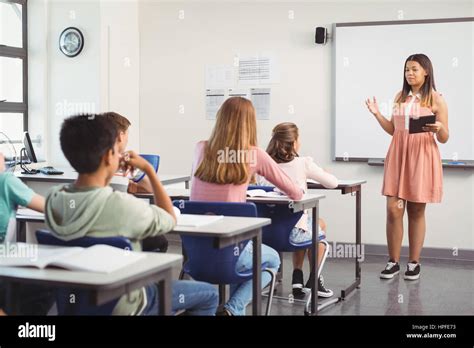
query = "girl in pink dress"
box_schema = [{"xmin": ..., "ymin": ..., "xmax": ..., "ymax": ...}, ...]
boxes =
[{"xmin": 365, "ymin": 54, "xmax": 449, "ymax": 280}]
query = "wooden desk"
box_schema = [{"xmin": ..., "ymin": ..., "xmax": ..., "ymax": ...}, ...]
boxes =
[
  {"xmin": 162, "ymin": 189, "xmax": 327, "ymax": 316},
  {"xmin": 0, "ymin": 245, "xmax": 182, "ymax": 315},
  {"xmin": 307, "ymin": 179, "xmax": 367, "ymax": 300},
  {"xmin": 173, "ymin": 216, "xmax": 271, "ymax": 316}
]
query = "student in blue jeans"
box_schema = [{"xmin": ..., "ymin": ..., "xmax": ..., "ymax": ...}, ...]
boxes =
[
  {"xmin": 225, "ymin": 241, "xmax": 280, "ymax": 316},
  {"xmin": 142, "ymin": 280, "xmax": 219, "ymax": 315},
  {"xmin": 44, "ymin": 114, "xmax": 218, "ymax": 315}
]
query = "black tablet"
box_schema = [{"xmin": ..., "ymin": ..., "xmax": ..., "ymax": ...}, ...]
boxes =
[{"xmin": 409, "ymin": 115, "xmax": 436, "ymax": 134}]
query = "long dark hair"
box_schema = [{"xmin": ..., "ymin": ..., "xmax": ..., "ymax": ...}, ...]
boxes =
[
  {"xmin": 266, "ymin": 122, "xmax": 299, "ymax": 163},
  {"xmin": 396, "ymin": 53, "xmax": 436, "ymax": 107}
]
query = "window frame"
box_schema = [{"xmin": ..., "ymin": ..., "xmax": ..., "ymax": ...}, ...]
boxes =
[{"xmin": 0, "ymin": 0, "xmax": 28, "ymax": 137}]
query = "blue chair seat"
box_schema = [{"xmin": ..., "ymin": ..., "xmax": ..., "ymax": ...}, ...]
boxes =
[{"xmin": 173, "ymin": 200, "xmax": 277, "ymax": 315}]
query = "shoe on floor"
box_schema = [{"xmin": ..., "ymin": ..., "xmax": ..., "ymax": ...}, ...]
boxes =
[
  {"xmin": 304, "ymin": 273, "xmax": 334, "ymax": 298},
  {"xmin": 216, "ymin": 307, "xmax": 232, "ymax": 316},
  {"xmin": 404, "ymin": 261, "xmax": 421, "ymax": 280},
  {"xmin": 317, "ymin": 275, "xmax": 333, "ymax": 298},
  {"xmin": 292, "ymin": 269, "xmax": 306, "ymax": 299},
  {"xmin": 380, "ymin": 260, "xmax": 400, "ymax": 279}
]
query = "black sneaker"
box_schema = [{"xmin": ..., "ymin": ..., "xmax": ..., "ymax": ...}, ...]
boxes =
[
  {"xmin": 380, "ymin": 260, "xmax": 400, "ymax": 279},
  {"xmin": 292, "ymin": 269, "xmax": 306, "ymax": 299},
  {"xmin": 305, "ymin": 273, "xmax": 334, "ymax": 298},
  {"xmin": 404, "ymin": 261, "xmax": 421, "ymax": 280}
]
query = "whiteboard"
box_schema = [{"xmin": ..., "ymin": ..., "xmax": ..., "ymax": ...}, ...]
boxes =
[{"xmin": 333, "ymin": 18, "xmax": 474, "ymax": 161}]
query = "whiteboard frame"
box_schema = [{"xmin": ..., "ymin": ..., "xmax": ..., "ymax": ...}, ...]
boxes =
[{"xmin": 332, "ymin": 17, "xmax": 474, "ymax": 162}]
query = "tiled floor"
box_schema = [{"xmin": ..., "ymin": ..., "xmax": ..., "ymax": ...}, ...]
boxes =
[{"xmin": 168, "ymin": 244, "xmax": 474, "ymax": 316}]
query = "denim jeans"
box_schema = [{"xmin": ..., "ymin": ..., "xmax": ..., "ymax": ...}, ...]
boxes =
[
  {"xmin": 141, "ymin": 280, "xmax": 218, "ymax": 316},
  {"xmin": 290, "ymin": 215, "xmax": 326, "ymax": 244},
  {"xmin": 224, "ymin": 241, "xmax": 281, "ymax": 316}
]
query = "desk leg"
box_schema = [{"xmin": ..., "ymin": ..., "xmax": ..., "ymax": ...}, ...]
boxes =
[
  {"xmin": 17, "ymin": 221, "xmax": 26, "ymax": 243},
  {"xmin": 5, "ymin": 282, "xmax": 20, "ymax": 315},
  {"xmin": 185, "ymin": 180, "xmax": 190, "ymax": 189},
  {"xmin": 158, "ymin": 269, "xmax": 173, "ymax": 315},
  {"xmin": 356, "ymin": 189, "xmax": 361, "ymax": 281},
  {"xmin": 252, "ymin": 230, "xmax": 262, "ymax": 315},
  {"xmin": 341, "ymin": 187, "xmax": 362, "ymax": 299},
  {"xmin": 309, "ymin": 203, "xmax": 319, "ymax": 315}
]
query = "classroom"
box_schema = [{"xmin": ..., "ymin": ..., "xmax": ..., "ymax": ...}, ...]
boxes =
[{"xmin": 0, "ymin": 0, "xmax": 472, "ymax": 345}]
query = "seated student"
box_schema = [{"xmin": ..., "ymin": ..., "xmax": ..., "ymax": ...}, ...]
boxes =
[
  {"xmin": 190, "ymin": 97, "xmax": 303, "ymax": 316},
  {"xmin": 263, "ymin": 122, "xmax": 339, "ymax": 299},
  {"xmin": 45, "ymin": 115, "xmax": 218, "ymax": 315},
  {"xmin": 104, "ymin": 112, "xmax": 168, "ymax": 253},
  {"xmin": 0, "ymin": 153, "xmax": 54, "ymax": 315}
]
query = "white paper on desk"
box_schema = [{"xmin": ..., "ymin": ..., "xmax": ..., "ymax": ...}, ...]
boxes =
[
  {"xmin": 16, "ymin": 208, "xmax": 45, "ymax": 217},
  {"xmin": 246, "ymin": 189, "xmax": 285, "ymax": 198},
  {"xmin": 205, "ymin": 89, "xmax": 226, "ymax": 119},
  {"xmin": 250, "ymin": 88, "xmax": 271, "ymax": 120},
  {"xmin": 307, "ymin": 179, "xmax": 321, "ymax": 185},
  {"xmin": 0, "ymin": 243, "xmax": 146, "ymax": 273},
  {"xmin": 176, "ymin": 214, "xmax": 224, "ymax": 227}
]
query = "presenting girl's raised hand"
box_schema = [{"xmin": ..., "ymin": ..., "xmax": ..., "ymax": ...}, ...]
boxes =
[{"xmin": 365, "ymin": 97, "xmax": 380, "ymax": 116}]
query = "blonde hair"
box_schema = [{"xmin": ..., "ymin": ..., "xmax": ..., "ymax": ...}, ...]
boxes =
[{"xmin": 194, "ymin": 97, "xmax": 257, "ymax": 185}]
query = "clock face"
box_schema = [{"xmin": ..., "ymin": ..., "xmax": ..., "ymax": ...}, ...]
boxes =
[{"xmin": 59, "ymin": 27, "xmax": 84, "ymax": 57}]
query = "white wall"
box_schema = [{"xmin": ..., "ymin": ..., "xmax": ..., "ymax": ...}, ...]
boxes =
[
  {"xmin": 28, "ymin": 0, "xmax": 101, "ymax": 165},
  {"xmin": 100, "ymin": 0, "xmax": 140, "ymax": 152},
  {"xmin": 138, "ymin": 0, "xmax": 474, "ymax": 249},
  {"xmin": 29, "ymin": 0, "xmax": 140, "ymax": 165}
]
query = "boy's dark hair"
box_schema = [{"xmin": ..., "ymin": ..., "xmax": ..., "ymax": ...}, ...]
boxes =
[
  {"xmin": 60, "ymin": 114, "xmax": 118, "ymax": 174},
  {"xmin": 103, "ymin": 112, "xmax": 131, "ymax": 132}
]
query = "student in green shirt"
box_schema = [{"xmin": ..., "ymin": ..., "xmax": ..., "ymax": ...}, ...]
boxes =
[
  {"xmin": 45, "ymin": 114, "xmax": 218, "ymax": 315},
  {"xmin": 0, "ymin": 153, "xmax": 54, "ymax": 315},
  {"xmin": 0, "ymin": 153, "xmax": 44, "ymax": 242}
]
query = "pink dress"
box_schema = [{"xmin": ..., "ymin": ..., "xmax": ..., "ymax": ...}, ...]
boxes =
[{"xmin": 382, "ymin": 92, "xmax": 443, "ymax": 203}]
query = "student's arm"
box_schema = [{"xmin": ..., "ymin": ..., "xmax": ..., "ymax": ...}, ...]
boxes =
[
  {"xmin": 0, "ymin": 153, "xmax": 5, "ymax": 172},
  {"xmin": 27, "ymin": 194, "xmax": 45, "ymax": 213},
  {"xmin": 366, "ymin": 96, "xmax": 395, "ymax": 136},
  {"xmin": 5, "ymin": 174, "xmax": 42, "ymax": 211},
  {"xmin": 255, "ymin": 148, "xmax": 303, "ymax": 200},
  {"xmin": 424, "ymin": 93, "xmax": 449, "ymax": 144},
  {"xmin": 124, "ymin": 151, "xmax": 176, "ymax": 223},
  {"xmin": 305, "ymin": 157, "xmax": 338, "ymax": 189},
  {"xmin": 127, "ymin": 175, "xmax": 152, "ymax": 194}
]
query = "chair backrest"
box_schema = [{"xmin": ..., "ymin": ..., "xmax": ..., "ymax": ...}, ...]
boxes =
[
  {"xmin": 173, "ymin": 200, "xmax": 261, "ymax": 284},
  {"xmin": 133, "ymin": 154, "xmax": 160, "ymax": 182},
  {"xmin": 36, "ymin": 229, "xmax": 133, "ymax": 315},
  {"xmin": 248, "ymin": 185, "xmax": 309, "ymax": 252}
]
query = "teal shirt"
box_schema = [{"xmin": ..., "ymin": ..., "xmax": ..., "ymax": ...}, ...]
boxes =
[{"xmin": 0, "ymin": 173, "xmax": 34, "ymax": 241}]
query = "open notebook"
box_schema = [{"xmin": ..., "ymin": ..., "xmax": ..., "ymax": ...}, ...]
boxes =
[{"xmin": 0, "ymin": 243, "xmax": 146, "ymax": 273}]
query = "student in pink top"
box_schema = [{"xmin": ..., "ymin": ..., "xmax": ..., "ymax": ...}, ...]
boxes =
[
  {"xmin": 265, "ymin": 122, "xmax": 338, "ymax": 299},
  {"xmin": 191, "ymin": 97, "xmax": 303, "ymax": 315},
  {"xmin": 366, "ymin": 54, "xmax": 449, "ymax": 281}
]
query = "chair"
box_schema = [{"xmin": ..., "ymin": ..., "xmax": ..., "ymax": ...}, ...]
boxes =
[
  {"xmin": 173, "ymin": 200, "xmax": 277, "ymax": 315},
  {"xmin": 132, "ymin": 154, "xmax": 160, "ymax": 182},
  {"xmin": 248, "ymin": 185, "xmax": 330, "ymax": 313},
  {"xmin": 36, "ymin": 229, "xmax": 133, "ymax": 315}
]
